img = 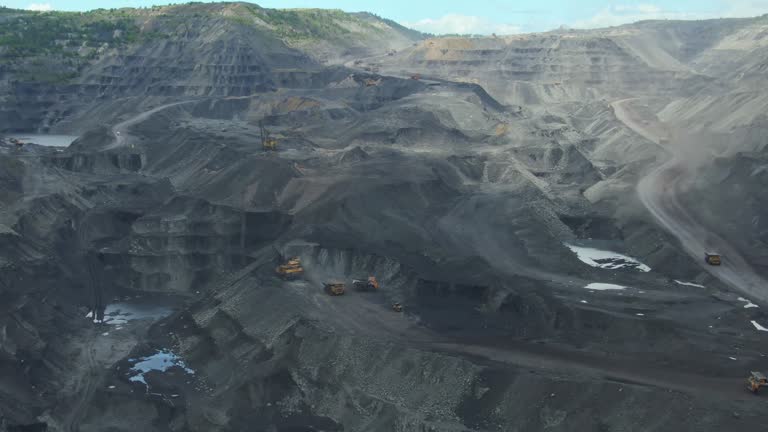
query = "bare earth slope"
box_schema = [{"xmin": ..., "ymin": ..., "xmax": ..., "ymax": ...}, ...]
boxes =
[{"xmin": 2, "ymin": 5, "xmax": 768, "ymax": 432}]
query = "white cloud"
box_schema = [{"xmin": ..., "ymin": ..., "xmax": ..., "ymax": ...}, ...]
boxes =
[
  {"xmin": 719, "ymin": 0, "xmax": 768, "ymax": 17},
  {"xmin": 403, "ymin": 14, "xmax": 521, "ymax": 35},
  {"xmin": 615, "ymin": 4, "xmax": 662, "ymax": 14},
  {"xmin": 26, "ymin": 3, "xmax": 52, "ymax": 11},
  {"xmin": 572, "ymin": 4, "xmax": 718, "ymax": 29}
]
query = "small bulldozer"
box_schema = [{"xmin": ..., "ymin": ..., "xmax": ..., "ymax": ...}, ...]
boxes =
[
  {"xmin": 748, "ymin": 371, "xmax": 768, "ymax": 394},
  {"xmin": 353, "ymin": 276, "xmax": 379, "ymax": 291},
  {"xmin": 276, "ymin": 257, "xmax": 303, "ymax": 280},
  {"xmin": 324, "ymin": 282, "xmax": 345, "ymax": 296},
  {"xmin": 705, "ymin": 252, "xmax": 721, "ymax": 266}
]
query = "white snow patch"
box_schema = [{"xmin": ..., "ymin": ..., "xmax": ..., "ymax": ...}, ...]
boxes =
[
  {"xmin": 565, "ymin": 244, "xmax": 650, "ymax": 272},
  {"xmin": 636, "ymin": 313, "xmax": 645, "ymax": 316},
  {"xmin": 128, "ymin": 349, "xmax": 195, "ymax": 386},
  {"xmin": 729, "ymin": 356, "xmax": 737, "ymax": 360},
  {"xmin": 580, "ymin": 300, "xmax": 588, "ymax": 304},
  {"xmin": 674, "ymin": 280, "xmax": 705, "ymax": 288},
  {"xmin": 585, "ymin": 283, "xmax": 626, "ymax": 291},
  {"xmin": 738, "ymin": 297, "xmax": 759, "ymax": 309},
  {"xmin": 108, "ymin": 385, "xmax": 116, "ymax": 389},
  {"xmin": 751, "ymin": 320, "xmax": 768, "ymax": 332},
  {"xmin": 85, "ymin": 311, "xmax": 93, "ymax": 318},
  {"xmin": 101, "ymin": 332, "xmax": 109, "ymax": 336}
]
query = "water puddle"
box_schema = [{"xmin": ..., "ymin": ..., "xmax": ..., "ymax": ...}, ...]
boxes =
[
  {"xmin": 565, "ymin": 243, "xmax": 650, "ymax": 272},
  {"xmin": 102, "ymin": 302, "xmax": 173, "ymax": 325},
  {"xmin": 127, "ymin": 349, "xmax": 195, "ymax": 386},
  {"xmin": 87, "ymin": 296, "xmax": 176, "ymax": 325},
  {"xmin": 6, "ymin": 134, "xmax": 78, "ymax": 147}
]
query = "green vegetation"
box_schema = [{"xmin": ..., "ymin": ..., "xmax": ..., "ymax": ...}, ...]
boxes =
[
  {"xmin": 357, "ymin": 12, "xmax": 427, "ymax": 40},
  {"xmin": 0, "ymin": 8, "xmax": 144, "ymax": 83},
  {"xmin": 241, "ymin": 6, "xmax": 376, "ymax": 42},
  {"xmin": 0, "ymin": 11, "xmax": 139, "ymax": 58},
  {"xmin": 0, "ymin": 2, "xmax": 424, "ymax": 83}
]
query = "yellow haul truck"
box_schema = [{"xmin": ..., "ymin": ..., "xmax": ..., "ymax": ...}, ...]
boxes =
[
  {"xmin": 324, "ymin": 282, "xmax": 345, "ymax": 296},
  {"xmin": 748, "ymin": 371, "xmax": 768, "ymax": 394},
  {"xmin": 276, "ymin": 257, "xmax": 304, "ymax": 280}
]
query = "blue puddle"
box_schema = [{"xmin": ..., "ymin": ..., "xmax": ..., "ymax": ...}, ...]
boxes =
[{"xmin": 128, "ymin": 349, "xmax": 195, "ymax": 386}]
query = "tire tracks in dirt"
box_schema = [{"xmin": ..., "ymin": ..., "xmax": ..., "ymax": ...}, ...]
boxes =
[
  {"xmin": 614, "ymin": 98, "xmax": 768, "ymax": 303},
  {"xmin": 63, "ymin": 328, "xmax": 98, "ymax": 432}
]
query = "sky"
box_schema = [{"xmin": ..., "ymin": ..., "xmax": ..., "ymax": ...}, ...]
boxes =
[{"xmin": 6, "ymin": 0, "xmax": 768, "ymax": 34}]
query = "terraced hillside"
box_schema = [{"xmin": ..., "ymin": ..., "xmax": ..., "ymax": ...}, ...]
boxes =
[
  {"xmin": 2, "ymin": 4, "xmax": 768, "ymax": 432},
  {"xmin": 0, "ymin": 3, "xmax": 423, "ymax": 132}
]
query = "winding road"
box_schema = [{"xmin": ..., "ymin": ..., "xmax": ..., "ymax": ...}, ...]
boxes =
[
  {"xmin": 106, "ymin": 100, "xmax": 195, "ymax": 150},
  {"xmin": 613, "ymin": 98, "xmax": 768, "ymax": 304}
]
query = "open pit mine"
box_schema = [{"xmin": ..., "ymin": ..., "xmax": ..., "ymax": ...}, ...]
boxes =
[{"xmin": 1, "ymin": 3, "xmax": 768, "ymax": 431}]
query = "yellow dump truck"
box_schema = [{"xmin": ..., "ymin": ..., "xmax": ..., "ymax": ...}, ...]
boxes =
[
  {"xmin": 705, "ymin": 253, "xmax": 721, "ymax": 266},
  {"xmin": 276, "ymin": 257, "xmax": 304, "ymax": 280},
  {"xmin": 748, "ymin": 371, "xmax": 768, "ymax": 394},
  {"xmin": 324, "ymin": 282, "xmax": 345, "ymax": 296}
]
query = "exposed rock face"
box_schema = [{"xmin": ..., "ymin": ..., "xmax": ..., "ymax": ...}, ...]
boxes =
[
  {"xmin": 2, "ymin": 5, "xmax": 768, "ymax": 432},
  {"xmin": 0, "ymin": 3, "xmax": 422, "ymax": 134}
]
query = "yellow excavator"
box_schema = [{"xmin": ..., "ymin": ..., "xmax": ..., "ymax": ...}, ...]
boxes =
[
  {"xmin": 748, "ymin": 371, "xmax": 768, "ymax": 394},
  {"xmin": 260, "ymin": 121, "xmax": 278, "ymax": 151},
  {"xmin": 324, "ymin": 282, "xmax": 345, "ymax": 296},
  {"xmin": 276, "ymin": 257, "xmax": 303, "ymax": 280}
]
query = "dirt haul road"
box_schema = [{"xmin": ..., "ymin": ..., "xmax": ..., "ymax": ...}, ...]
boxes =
[
  {"xmin": 285, "ymin": 268, "xmax": 752, "ymax": 402},
  {"xmin": 612, "ymin": 98, "xmax": 768, "ymax": 304},
  {"xmin": 107, "ymin": 100, "xmax": 195, "ymax": 150}
]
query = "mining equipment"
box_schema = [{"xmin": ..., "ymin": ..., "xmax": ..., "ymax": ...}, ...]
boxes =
[
  {"xmin": 324, "ymin": 282, "xmax": 346, "ymax": 296},
  {"xmin": 260, "ymin": 121, "xmax": 278, "ymax": 151},
  {"xmin": 353, "ymin": 276, "xmax": 379, "ymax": 291},
  {"xmin": 276, "ymin": 257, "xmax": 303, "ymax": 280},
  {"xmin": 705, "ymin": 252, "xmax": 721, "ymax": 266},
  {"xmin": 748, "ymin": 371, "xmax": 768, "ymax": 394}
]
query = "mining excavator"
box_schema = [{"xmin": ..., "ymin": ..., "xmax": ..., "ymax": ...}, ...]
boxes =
[
  {"xmin": 705, "ymin": 252, "xmax": 721, "ymax": 266},
  {"xmin": 324, "ymin": 282, "xmax": 345, "ymax": 296},
  {"xmin": 276, "ymin": 257, "xmax": 303, "ymax": 280},
  {"xmin": 748, "ymin": 371, "xmax": 768, "ymax": 394},
  {"xmin": 352, "ymin": 276, "xmax": 379, "ymax": 291},
  {"xmin": 260, "ymin": 121, "xmax": 278, "ymax": 151}
]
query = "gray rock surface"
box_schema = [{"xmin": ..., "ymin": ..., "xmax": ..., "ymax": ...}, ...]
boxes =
[{"xmin": 1, "ymin": 4, "xmax": 768, "ymax": 432}]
